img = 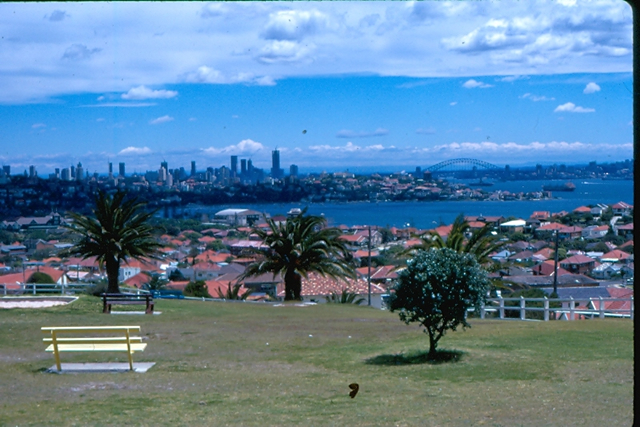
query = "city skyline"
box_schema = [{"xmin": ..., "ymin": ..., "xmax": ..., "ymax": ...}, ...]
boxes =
[{"xmin": 0, "ymin": 1, "xmax": 633, "ymax": 175}]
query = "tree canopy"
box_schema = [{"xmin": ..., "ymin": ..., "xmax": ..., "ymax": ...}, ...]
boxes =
[
  {"xmin": 389, "ymin": 248, "xmax": 491, "ymax": 357},
  {"xmin": 65, "ymin": 191, "xmax": 161, "ymax": 293},
  {"xmin": 242, "ymin": 209, "xmax": 354, "ymax": 301},
  {"xmin": 409, "ymin": 214, "xmax": 503, "ymax": 264}
]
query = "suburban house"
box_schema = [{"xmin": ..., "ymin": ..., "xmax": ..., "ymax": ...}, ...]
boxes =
[
  {"xmin": 610, "ymin": 201, "xmax": 633, "ymax": 216},
  {"xmin": 559, "ymin": 254, "xmax": 597, "ymax": 275},
  {"xmin": 582, "ymin": 225, "xmax": 609, "ymax": 239},
  {"xmin": 499, "ymin": 219, "xmax": 526, "ymax": 234},
  {"xmin": 558, "ymin": 225, "xmax": 583, "ymax": 240}
]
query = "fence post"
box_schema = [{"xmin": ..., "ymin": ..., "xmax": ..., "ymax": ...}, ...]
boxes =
[
  {"xmin": 520, "ymin": 296, "xmax": 526, "ymax": 320},
  {"xmin": 32, "ymin": 283, "xmax": 36, "ymax": 295},
  {"xmin": 599, "ymin": 296, "xmax": 605, "ymax": 319},
  {"xmin": 499, "ymin": 297, "xmax": 504, "ymax": 319},
  {"xmin": 569, "ymin": 297, "xmax": 575, "ymax": 321},
  {"xmin": 544, "ymin": 297, "xmax": 549, "ymax": 322},
  {"xmin": 630, "ymin": 297, "xmax": 634, "ymax": 320},
  {"xmin": 480, "ymin": 301, "xmax": 485, "ymax": 319}
]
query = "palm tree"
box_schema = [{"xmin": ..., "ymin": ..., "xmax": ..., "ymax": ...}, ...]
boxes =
[
  {"xmin": 65, "ymin": 191, "xmax": 162, "ymax": 294},
  {"xmin": 409, "ymin": 214, "xmax": 503, "ymax": 264},
  {"xmin": 216, "ymin": 282, "xmax": 254, "ymax": 300},
  {"xmin": 326, "ymin": 288, "xmax": 366, "ymax": 305},
  {"xmin": 241, "ymin": 209, "xmax": 355, "ymax": 301}
]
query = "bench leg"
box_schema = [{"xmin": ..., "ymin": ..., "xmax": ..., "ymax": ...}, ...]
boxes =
[{"xmin": 146, "ymin": 303, "xmax": 154, "ymax": 314}]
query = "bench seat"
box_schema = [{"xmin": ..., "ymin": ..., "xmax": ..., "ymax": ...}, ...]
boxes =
[
  {"xmin": 101, "ymin": 293, "xmax": 154, "ymax": 314},
  {"xmin": 42, "ymin": 326, "xmax": 146, "ymax": 371}
]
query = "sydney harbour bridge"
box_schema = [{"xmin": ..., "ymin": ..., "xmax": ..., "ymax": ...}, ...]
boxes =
[{"xmin": 422, "ymin": 158, "xmax": 508, "ymax": 180}]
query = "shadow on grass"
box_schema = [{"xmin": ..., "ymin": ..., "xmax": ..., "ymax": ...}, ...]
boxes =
[{"xmin": 365, "ymin": 349, "xmax": 464, "ymax": 366}]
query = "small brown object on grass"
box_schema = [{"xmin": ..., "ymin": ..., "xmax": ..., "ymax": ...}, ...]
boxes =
[{"xmin": 349, "ymin": 383, "xmax": 359, "ymax": 398}]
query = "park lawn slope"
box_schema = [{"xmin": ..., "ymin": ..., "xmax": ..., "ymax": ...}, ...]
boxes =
[{"xmin": 0, "ymin": 296, "xmax": 633, "ymax": 426}]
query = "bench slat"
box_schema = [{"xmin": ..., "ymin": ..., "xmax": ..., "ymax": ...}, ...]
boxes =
[
  {"xmin": 45, "ymin": 343, "xmax": 147, "ymax": 352},
  {"xmin": 42, "ymin": 326, "xmax": 141, "ymax": 333},
  {"xmin": 43, "ymin": 337, "xmax": 143, "ymax": 344}
]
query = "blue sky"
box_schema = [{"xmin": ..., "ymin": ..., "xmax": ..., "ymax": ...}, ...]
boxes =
[{"xmin": 0, "ymin": 1, "xmax": 633, "ymax": 175}]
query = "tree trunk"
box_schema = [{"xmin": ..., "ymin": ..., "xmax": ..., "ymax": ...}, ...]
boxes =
[
  {"xmin": 427, "ymin": 327, "xmax": 438, "ymax": 359},
  {"xmin": 284, "ymin": 270, "xmax": 302, "ymax": 301},
  {"xmin": 105, "ymin": 256, "xmax": 121, "ymax": 294}
]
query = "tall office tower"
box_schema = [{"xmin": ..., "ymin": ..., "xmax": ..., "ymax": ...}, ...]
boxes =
[
  {"xmin": 76, "ymin": 162, "xmax": 84, "ymax": 181},
  {"xmin": 161, "ymin": 161, "xmax": 168, "ymax": 172},
  {"xmin": 29, "ymin": 165, "xmax": 37, "ymax": 177},
  {"xmin": 289, "ymin": 164, "xmax": 299, "ymax": 177},
  {"xmin": 61, "ymin": 168, "xmax": 71, "ymax": 181},
  {"xmin": 230, "ymin": 156, "xmax": 238, "ymax": 177},
  {"xmin": 159, "ymin": 166, "xmax": 167, "ymax": 182},
  {"xmin": 2, "ymin": 165, "xmax": 10, "ymax": 176},
  {"xmin": 240, "ymin": 159, "xmax": 247, "ymax": 175},
  {"xmin": 119, "ymin": 162, "xmax": 125, "ymax": 177},
  {"xmin": 415, "ymin": 166, "xmax": 422, "ymax": 178},
  {"xmin": 191, "ymin": 161, "xmax": 196, "ymax": 177},
  {"xmin": 271, "ymin": 149, "xmax": 283, "ymax": 178},
  {"xmin": 54, "ymin": 168, "xmax": 60, "ymax": 179},
  {"xmin": 247, "ymin": 159, "xmax": 253, "ymax": 171},
  {"xmin": 70, "ymin": 165, "xmax": 76, "ymax": 179},
  {"xmin": 108, "ymin": 162, "xmax": 113, "ymax": 177}
]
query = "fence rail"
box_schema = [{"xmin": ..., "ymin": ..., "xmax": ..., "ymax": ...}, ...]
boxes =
[
  {"xmin": 471, "ymin": 296, "xmax": 633, "ymax": 321},
  {"xmin": 1, "ymin": 283, "xmax": 94, "ymax": 296}
]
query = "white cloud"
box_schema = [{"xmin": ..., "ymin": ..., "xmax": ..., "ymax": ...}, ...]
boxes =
[
  {"xmin": 500, "ymin": 75, "xmax": 530, "ymax": 82},
  {"xmin": 149, "ymin": 115, "xmax": 174, "ymax": 125},
  {"xmin": 462, "ymin": 79, "xmax": 493, "ymax": 89},
  {"xmin": 449, "ymin": 102, "xmax": 457, "ymax": 106},
  {"xmin": 181, "ymin": 66, "xmax": 275, "ymax": 86},
  {"xmin": 122, "ymin": 86, "xmax": 178, "ymax": 100},
  {"xmin": 583, "ymin": 82, "xmax": 601, "ymax": 94},
  {"xmin": 188, "ymin": 117, "xmax": 197, "ymax": 122},
  {"xmin": 118, "ymin": 146, "xmax": 152, "ymax": 155},
  {"xmin": 257, "ymin": 40, "xmax": 314, "ymax": 64},
  {"xmin": 336, "ymin": 128, "xmax": 389, "ymax": 138},
  {"xmin": 32, "ymin": 123, "xmax": 46, "ymax": 129},
  {"xmin": 309, "ymin": 142, "xmax": 386, "ymax": 152},
  {"xmin": 202, "ymin": 139, "xmax": 265, "ymax": 155},
  {"xmin": 262, "ymin": 9, "xmax": 329, "ymax": 41},
  {"xmin": 520, "ymin": 93, "xmax": 555, "ymax": 102},
  {"xmin": 554, "ymin": 102, "xmax": 595, "ymax": 113},
  {"xmin": 96, "ymin": 118, "xmax": 105, "ymax": 122}
]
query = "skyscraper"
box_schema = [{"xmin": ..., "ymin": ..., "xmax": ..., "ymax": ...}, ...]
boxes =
[
  {"xmin": 271, "ymin": 149, "xmax": 283, "ymax": 179},
  {"xmin": 108, "ymin": 162, "xmax": 113, "ymax": 177},
  {"xmin": 240, "ymin": 159, "xmax": 247, "ymax": 176},
  {"xmin": 230, "ymin": 156, "xmax": 238, "ymax": 177},
  {"xmin": 119, "ymin": 162, "xmax": 125, "ymax": 177},
  {"xmin": 191, "ymin": 161, "xmax": 196, "ymax": 177},
  {"xmin": 76, "ymin": 162, "xmax": 84, "ymax": 181},
  {"xmin": 289, "ymin": 164, "xmax": 298, "ymax": 177}
]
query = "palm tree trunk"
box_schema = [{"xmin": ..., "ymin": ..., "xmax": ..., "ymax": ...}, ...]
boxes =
[
  {"xmin": 105, "ymin": 256, "xmax": 121, "ymax": 294},
  {"xmin": 284, "ymin": 270, "xmax": 302, "ymax": 301}
]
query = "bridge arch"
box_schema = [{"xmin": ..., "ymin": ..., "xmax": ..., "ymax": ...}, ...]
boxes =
[{"xmin": 425, "ymin": 158, "xmax": 501, "ymax": 172}]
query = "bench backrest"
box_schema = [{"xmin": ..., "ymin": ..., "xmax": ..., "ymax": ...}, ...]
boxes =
[{"xmin": 42, "ymin": 326, "xmax": 141, "ymax": 334}]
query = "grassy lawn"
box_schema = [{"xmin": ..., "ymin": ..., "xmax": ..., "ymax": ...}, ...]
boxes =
[{"xmin": 0, "ymin": 296, "xmax": 633, "ymax": 426}]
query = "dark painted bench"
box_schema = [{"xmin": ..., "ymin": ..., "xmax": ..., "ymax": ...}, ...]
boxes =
[{"xmin": 101, "ymin": 293, "xmax": 154, "ymax": 314}]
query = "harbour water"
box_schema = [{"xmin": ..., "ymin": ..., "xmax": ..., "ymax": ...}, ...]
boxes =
[{"xmin": 188, "ymin": 179, "xmax": 633, "ymax": 229}]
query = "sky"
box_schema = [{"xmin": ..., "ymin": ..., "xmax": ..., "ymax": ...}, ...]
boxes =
[{"xmin": 0, "ymin": 1, "xmax": 634, "ymax": 176}]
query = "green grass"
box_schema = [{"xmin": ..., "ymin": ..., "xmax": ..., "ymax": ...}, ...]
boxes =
[{"xmin": 0, "ymin": 296, "xmax": 633, "ymax": 426}]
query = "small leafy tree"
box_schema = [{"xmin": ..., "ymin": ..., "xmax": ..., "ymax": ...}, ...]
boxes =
[
  {"xmin": 184, "ymin": 280, "xmax": 211, "ymax": 298},
  {"xmin": 143, "ymin": 273, "xmax": 168, "ymax": 291},
  {"xmin": 27, "ymin": 272, "xmax": 55, "ymax": 284},
  {"xmin": 389, "ymin": 248, "xmax": 491, "ymax": 358},
  {"xmin": 325, "ymin": 289, "xmax": 366, "ymax": 305}
]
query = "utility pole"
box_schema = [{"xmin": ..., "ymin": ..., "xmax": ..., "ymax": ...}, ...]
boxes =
[
  {"xmin": 367, "ymin": 225, "xmax": 372, "ymax": 306},
  {"xmin": 553, "ymin": 230, "xmax": 559, "ymax": 295}
]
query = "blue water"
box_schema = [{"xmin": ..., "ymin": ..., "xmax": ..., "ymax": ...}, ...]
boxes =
[{"xmin": 189, "ymin": 179, "xmax": 633, "ymax": 229}]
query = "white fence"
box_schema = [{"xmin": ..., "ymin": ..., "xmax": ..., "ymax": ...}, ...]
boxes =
[
  {"xmin": 473, "ymin": 296, "xmax": 634, "ymax": 321},
  {"xmin": 1, "ymin": 283, "xmax": 94, "ymax": 296}
]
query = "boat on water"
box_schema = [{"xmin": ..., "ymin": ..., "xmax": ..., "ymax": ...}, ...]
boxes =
[
  {"xmin": 542, "ymin": 182, "xmax": 576, "ymax": 192},
  {"xmin": 468, "ymin": 178, "xmax": 493, "ymax": 187}
]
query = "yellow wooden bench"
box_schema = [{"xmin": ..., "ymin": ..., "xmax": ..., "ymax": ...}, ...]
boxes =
[{"xmin": 42, "ymin": 326, "xmax": 147, "ymax": 372}]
